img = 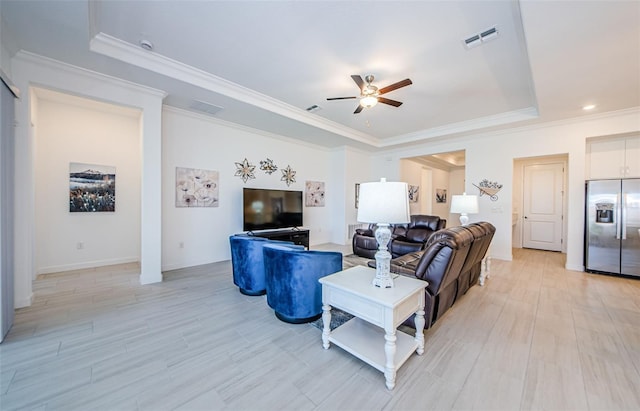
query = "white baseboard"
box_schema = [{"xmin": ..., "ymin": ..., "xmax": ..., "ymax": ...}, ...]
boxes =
[
  {"xmin": 14, "ymin": 293, "xmax": 33, "ymax": 309},
  {"xmin": 565, "ymin": 263, "xmax": 584, "ymax": 272},
  {"xmin": 161, "ymin": 256, "xmax": 225, "ymax": 273},
  {"xmin": 37, "ymin": 257, "xmax": 139, "ymax": 275},
  {"xmin": 490, "ymin": 253, "xmax": 513, "ymax": 262}
]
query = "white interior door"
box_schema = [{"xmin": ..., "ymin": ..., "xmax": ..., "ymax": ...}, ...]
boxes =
[{"xmin": 522, "ymin": 163, "xmax": 564, "ymax": 251}]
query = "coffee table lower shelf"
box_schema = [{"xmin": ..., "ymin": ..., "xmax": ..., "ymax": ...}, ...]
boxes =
[{"xmin": 328, "ymin": 317, "xmax": 419, "ymax": 372}]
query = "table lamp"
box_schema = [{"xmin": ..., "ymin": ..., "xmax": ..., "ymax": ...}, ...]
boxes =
[
  {"xmin": 450, "ymin": 192, "xmax": 479, "ymax": 225},
  {"xmin": 357, "ymin": 178, "xmax": 410, "ymax": 288}
]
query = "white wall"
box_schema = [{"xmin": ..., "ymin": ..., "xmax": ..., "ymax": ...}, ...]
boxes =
[
  {"xmin": 337, "ymin": 147, "xmax": 373, "ymax": 244},
  {"xmin": 448, "ymin": 168, "xmax": 465, "ymax": 225},
  {"xmin": 431, "ymin": 168, "xmax": 450, "ymax": 219},
  {"xmin": 400, "ymin": 159, "xmax": 423, "ymax": 215},
  {"xmin": 34, "ymin": 92, "xmax": 141, "ymax": 274},
  {"xmin": 161, "ymin": 107, "xmax": 338, "ymax": 270},
  {"xmin": 372, "ymin": 108, "xmax": 640, "ymax": 270},
  {"xmin": 420, "ymin": 168, "xmax": 432, "ymax": 214},
  {"xmin": 0, "ymin": 8, "xmax": 15, "ymax": 79}
]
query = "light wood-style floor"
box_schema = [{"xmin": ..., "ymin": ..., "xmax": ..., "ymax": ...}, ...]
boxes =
[{"xmin": 1, "ymin": 248, "xmax": 639, "ymax": 410}]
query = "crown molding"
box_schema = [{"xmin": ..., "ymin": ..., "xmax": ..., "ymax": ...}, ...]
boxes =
[
  {"xmin": 466, "ymin": 106, "xmax": 640, "ymax": 141},
  {"xmin": 90, "ymin": 32, "xmax": 379, "ymax": 147},
  {"xmin": 382, "ymin": 107, "xmax": 540, "ymax": 147},
  {"xmin": 13, "ymin": 50, "xmax": 167, "ymax": 99},
  {"xmin": 162, "ymin": 105, "xmax": 332, "ymax": 152},
  {"xmin": 379, "ymin": 106, "xmax": 640, "ymax": 158}
]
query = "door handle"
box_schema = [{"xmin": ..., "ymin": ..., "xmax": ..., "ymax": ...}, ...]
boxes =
[
  {"xmin": 622, "ymin": 193, "xmax": 627, "ymax": 240},
  {"xmin": 616, "ymin": 193, "xmax": 621, "ymax": 240},
  {"xmin": 524, "ymin": 216, "xmax": 528, "ymax": 219}
]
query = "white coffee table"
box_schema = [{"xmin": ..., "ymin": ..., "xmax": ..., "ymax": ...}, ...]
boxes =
[{"xmin": 319, "ymin": 265, "xmax": 428, "ymax": 390}]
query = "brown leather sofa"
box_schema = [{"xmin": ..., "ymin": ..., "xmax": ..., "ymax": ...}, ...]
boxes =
[
  {"xmin": 380, "ymin": 222, "xmax": 495, "ymax": 329},
  {"xmin": 352, "ymin": 215, "xmax": 446, "ymax": 258},
  {"xmin": 390, "ymin": 215, "xmax": 447, "ymax": 258},
  {"xmin": 351, "ymin": 223, "xmax": 404, "ymax": 259}
]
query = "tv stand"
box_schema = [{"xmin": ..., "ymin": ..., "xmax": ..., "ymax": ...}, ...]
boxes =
[{"xmin": 249, "ymin": 229, "xmax": 309, "ymax": 248}]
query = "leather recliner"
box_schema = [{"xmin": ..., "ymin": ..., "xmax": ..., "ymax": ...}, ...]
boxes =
[
  {"xmin": 352, "ymin": 215, "xmax": 446, "ymax": 259},
  {"xmin": 456, "ymin": 222, "xmax": 496, "ymax": 298},
  {"xmin": 389, "ymin": 214, "xmax": 446, "ymax": 258},
  {"xmin": 381, "ymin": 222, "xmax": 495, "ymax": 329},
  {"xmin": 351, "ymin": 223, "xmax": 407, "ymax": 259}
]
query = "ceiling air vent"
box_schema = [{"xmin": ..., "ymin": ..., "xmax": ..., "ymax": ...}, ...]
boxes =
[
  {"xmin": 463, "ymin": 25, "xmax": 499, "ymax": 49},
  {"xmin": 189, "ymin": 100, "xmax": 224, "ymax": 116}
]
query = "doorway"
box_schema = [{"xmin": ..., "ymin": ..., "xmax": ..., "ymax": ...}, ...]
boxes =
[
  {"xmin": 513, "ymin": 155, "xmax": 567, "ymax": 252},
  {"xmin": 401, "ymin": 150, "xmax": 465, "ymax": 224}
]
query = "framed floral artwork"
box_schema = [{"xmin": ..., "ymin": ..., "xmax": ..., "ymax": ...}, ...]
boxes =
[
  {"xmin": 176, "ymin": 167, "xmax": 219, "ymax": 207},
  {"xmin": 305, "ymin": 181, "xmax": 325, "ymax": 207}
]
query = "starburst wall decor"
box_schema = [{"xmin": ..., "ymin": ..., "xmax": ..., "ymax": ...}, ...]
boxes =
[
  {"xmin": 281, "ymin": 165, "xmax": 296, "ymax": 187},
  {"xmin": 234, "ymin": 158, "xmax": 256, "ymax": 183},
  {"xmin": 259, "ymin": 158, "xmax": 278, "ymax": 175}
]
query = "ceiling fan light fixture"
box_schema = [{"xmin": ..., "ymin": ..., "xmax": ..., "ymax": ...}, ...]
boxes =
[{"xmin": 360, "ymin": 95, "xmax": 378, "ymax": 108}]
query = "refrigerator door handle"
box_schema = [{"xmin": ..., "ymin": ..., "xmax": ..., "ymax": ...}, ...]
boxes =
[
  {"xmin": 622, "ymin": 193, "xmax": 627, "ymax": 240},
  {"xmin": 616, "ymin": 193, "xmax": 621, "ymax": 240}
]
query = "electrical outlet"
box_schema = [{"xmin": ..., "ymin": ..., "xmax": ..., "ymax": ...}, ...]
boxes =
[{"xmin": 179, "ymin": 241, "xmax": 184, "ymax": 249}]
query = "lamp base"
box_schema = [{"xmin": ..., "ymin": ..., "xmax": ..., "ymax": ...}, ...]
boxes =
[
  {"xmin": 372, "ymin": 270, "xmax": 394, "ymax": 288},
  {"xmin": 459, "ymin": 213, "xmax": 469, "ymax": 225},
  {"xmin": 372, "ymin": 223, "xmax": 394, "ymax": 288}
]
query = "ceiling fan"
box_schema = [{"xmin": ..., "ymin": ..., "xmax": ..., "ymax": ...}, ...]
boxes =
[{"xmin": 326, "ymin": 74, "xmax": 413, "ymax": 114}]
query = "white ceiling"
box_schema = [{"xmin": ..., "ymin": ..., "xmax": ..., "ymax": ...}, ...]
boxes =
[{"xmin": 1, "ymin": 1, "xmax": 638, "ymax": 151}]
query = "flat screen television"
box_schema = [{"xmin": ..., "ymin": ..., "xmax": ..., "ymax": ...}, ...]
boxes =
[{"xmin": 243, "ymin": 188, "xmax": 303, "ymax": 231}]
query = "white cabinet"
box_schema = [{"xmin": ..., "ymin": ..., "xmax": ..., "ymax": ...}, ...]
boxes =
[
  {"xmin": 626, "ymin": 137, "xmax": 640, "ymax": 177},
  {"xmin": 587, "ymin": 135, "xmax": 640, "ymax": 179}
]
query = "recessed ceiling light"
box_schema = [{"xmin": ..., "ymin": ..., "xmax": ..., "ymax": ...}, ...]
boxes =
[{"xmin": 583, "ymin": 104, "xmax": 596, "ymax": 111}]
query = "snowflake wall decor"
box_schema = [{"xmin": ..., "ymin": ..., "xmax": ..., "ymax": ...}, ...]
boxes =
[
  {"xmin": 281, "ymin": 165, "xmax": 296, "ymax": 187},
  {"xmin": 234, "ymin": 158, "xmax": 256, "ymax": 183},
  {"xmin": 259, "ymin": 158, "xmax": 278, "ymax": 175}
]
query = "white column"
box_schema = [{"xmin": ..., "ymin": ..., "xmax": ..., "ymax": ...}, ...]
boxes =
[{"xmin": 139, "ymin": 102, "xmax": 163, "ymax": 284}]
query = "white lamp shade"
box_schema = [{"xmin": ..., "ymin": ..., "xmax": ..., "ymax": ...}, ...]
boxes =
[
  {"xmin": 360, "ymin": 96, "xmax": 378, "ymax": 108},
  {"xmin": 357, "ymin": 179, "xmax": 410, "ymax": 224},
  {"xmin": 450, "ymin": 193, "xmax": 479, "ymax": 214}
]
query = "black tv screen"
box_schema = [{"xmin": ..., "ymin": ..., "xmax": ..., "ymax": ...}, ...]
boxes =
[{"xmin": 243, "ymin": 188, "xmax": 303, "ymax": 231}]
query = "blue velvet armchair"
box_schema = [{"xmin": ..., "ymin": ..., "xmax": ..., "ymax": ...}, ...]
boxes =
[
  {"xmin": 263, "ymin": 243, "xmax": 342, "ymax": 323},
  {"xmin": 229, "ymin": 235, "xmax": 297, "ymax": 296}
]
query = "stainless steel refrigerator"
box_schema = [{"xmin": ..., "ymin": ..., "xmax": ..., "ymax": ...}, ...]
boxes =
[{"xmin": 585, "ymin": 179, "xmax": 640, "ymax": 277}]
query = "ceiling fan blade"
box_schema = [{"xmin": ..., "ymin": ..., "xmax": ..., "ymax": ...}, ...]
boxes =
[
  {"xmin": 378, "ymin": 78, "xmax": 412, "ymax": 95},
  {"xmin": 351, "ymin": 75, "xmax": 365, "ymax": 91},
  {"xmin": 353, "ymin": 105, "xmax": 364, "ymax": 114},
  {"xmin": 326, "ymin": 96, "xmax": 357, "ymax": 100},
  {"xmin": 378, "ymin": 97, "xmax": 403, "ymax": 107}
]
